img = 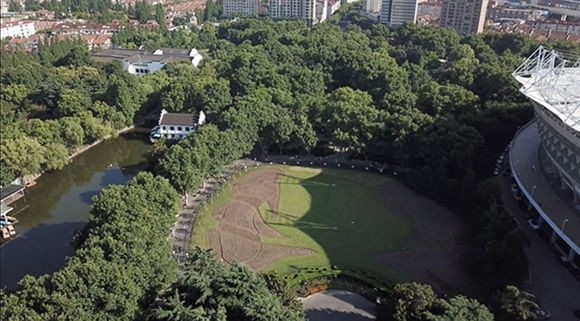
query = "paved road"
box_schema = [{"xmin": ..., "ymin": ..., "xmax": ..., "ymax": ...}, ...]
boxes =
[
  {"xmin": 301, "ymin": 289, "xmax": 376, "ymax": 321},
  {"xmin": 498, "ymin": 175, "xmax": 580, "ymax": 321}
]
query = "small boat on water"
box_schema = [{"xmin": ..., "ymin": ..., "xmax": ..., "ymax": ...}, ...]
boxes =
[
  {"xmin": 26, "ymin": 181, "xmax": 37, "ymax": 187},
  {"xmin": 1, "ymin": 227, "xmax": 9, "ymax": 239}
]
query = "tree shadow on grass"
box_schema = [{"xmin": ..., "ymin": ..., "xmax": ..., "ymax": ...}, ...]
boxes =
[{"xmin": 267, "ymin": 212, "xmax": 338, "ymax": 231}]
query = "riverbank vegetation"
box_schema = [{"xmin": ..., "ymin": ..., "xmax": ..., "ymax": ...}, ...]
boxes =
[
  {"xmin": 2, "ymin": 6, "xmax": 576, "ymax": 319},
  {"xmin": 0, "ymin": 38, "xmax": 159, "ymax": 184},
  {"xmin": 1, "ymin": 172, "xmax": 180, "ymax": 319}
]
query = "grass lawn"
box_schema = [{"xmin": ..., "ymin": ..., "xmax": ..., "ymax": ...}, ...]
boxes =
[{"xmin": 191, "ymin": 165, "xmax": 413, "ymax": 285}]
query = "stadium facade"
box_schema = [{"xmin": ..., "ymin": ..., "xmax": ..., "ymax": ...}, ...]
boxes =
[{"xmin": 511, "ymin": 46, "xmax": 580, "ymax": 271}]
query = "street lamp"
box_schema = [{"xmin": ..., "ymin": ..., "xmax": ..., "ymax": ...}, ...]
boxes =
[
  {"xmin": 531, "ymin": 185, "xmax": 537, "ymax": 198},
  {"xmin": 562, "ymin": 219, "xmax": 569, "ymax": 232}
]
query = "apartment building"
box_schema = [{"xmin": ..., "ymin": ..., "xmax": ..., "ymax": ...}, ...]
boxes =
[
  {"xmin": 269, "ymin": 0, "xmax": 317, "ymax": 26},
  {"xmin": 440, "ymin": 0, "xmax": 488, "ymax": 34},
  {"xmin": 380, "ymin": 0, "xmax": 418, "ymax": 27},
  {"xmin": 487, "ymin": 7, "xmax": 543, "ymax": 21},
  {"xmin": 363, "ymin": 0, "xmax": 381, "ymax": 12},
  {"xmin": 532, "ymin": 20, "xmax": 580, "ymax": 33},
  {"xmin": 417, "ymin": 1, "xmax": 441, "ymax": 17},
  {"xmin": 223, "ymin": 0, "xmax": 261, "ymax": 16},
  {"xmin": 316, "ymin": 0, "xmax": 328, "ymax": 22},
  {"xmin": 0, "ymin": 19, "xmax": 34, "ymax": 39}
]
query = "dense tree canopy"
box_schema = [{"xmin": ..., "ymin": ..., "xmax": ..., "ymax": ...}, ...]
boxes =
[
  {"xmin": 2, "ymin": 9, "xmax": 573, "ymax": 319},
  {"xmin": 150, "ymin": 247, "xmax": 303, "ymax": 321}
]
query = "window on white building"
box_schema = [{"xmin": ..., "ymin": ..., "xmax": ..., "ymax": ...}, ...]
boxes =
[
  {"xmin": 185, "ymin": 127, "xmax": 190, "ymax": 132},
  {"xmin": 170, "ymin": 126, "xmax": 175, "ymax": 130},
  {"xmin": 162, "ymin": 126, "xmax": 166, "ymax": 130},
  {"xmin": 177, "ymin": 126, "xmax": 182, "ymax": 131}
]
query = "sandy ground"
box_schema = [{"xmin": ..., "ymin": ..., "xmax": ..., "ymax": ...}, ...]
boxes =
[
  {"xmin": 209, "ymin": 168, "xmax": 314, "ymax": 270},
  {"xmin": 372, "ymin": 179, "xmax": 474, "ymax": 294}
]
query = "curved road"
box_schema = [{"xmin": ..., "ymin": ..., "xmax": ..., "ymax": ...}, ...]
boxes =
[
  {"xmin": 301, "ymin": 289, "xmax": 376, "ymax": 321},
  {"xmin": 498, "ymin": 175, "xmax": 580, "ymax": 321}
]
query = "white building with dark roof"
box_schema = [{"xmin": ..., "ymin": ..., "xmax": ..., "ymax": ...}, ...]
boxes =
[
  {"xmin": 92, "ymin": 48, "xmax": 203, "ymax": 76},
  {"xmin": 151, "ymin": 109, "xmax": 206, "ymax": 140}
]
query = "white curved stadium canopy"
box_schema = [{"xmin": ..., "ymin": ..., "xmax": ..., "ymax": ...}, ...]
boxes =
[{"xmin": 513, "ymin": 46, "xmax": 580, "ymax": 132}]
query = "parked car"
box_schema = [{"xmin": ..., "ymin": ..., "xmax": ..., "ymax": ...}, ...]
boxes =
[
  {"xmin": 573, "ymin": 309, "xmax": 580, "ymax": 320},
  {"xmin": 497, "ymin": 155, "xmax": 504, "ymax": 165},
  {"xmin": 528, "ymin": 219, "xmax": 540, "ymax": 230},
  {"xmin": 534, "ymin": 309, "xmax": 551, "ymax": 320},
  {"xmin": 494, "ymin": 167, "xmax": 500, "ymax": 176}
]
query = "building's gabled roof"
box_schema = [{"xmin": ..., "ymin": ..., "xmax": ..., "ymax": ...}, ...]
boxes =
[
  {"xmin": 0, "ymin": 184, "xmax": 25, "ymax": 203},
  {"xmin": 160, "ymin": 113, "xmax": 198, "ymax": 126}
]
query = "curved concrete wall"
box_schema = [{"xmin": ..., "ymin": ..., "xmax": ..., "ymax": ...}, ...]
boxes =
[{"xmin": 536, "ymin": 104, "xmax": 580, "ymax": 192}]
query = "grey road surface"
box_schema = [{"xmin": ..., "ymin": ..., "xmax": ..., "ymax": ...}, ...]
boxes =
[
  {"xmin": 498, "ymin": 176, "xmax": 580, "ymax": 321},
  {"xmin": 302, "ymin": 289, "xmax": 376, "ymax": 321}
]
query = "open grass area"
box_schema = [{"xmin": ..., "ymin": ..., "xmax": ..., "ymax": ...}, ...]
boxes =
[{"xmin": 191, "ymin": 165, "xmax": 414, "ymax": 285}]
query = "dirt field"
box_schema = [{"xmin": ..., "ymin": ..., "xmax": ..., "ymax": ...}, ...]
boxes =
[
  {"xmin": 372, "ymin": 180, "xmax": 474, "ymax": 294},
  {"xmin": 199, "ymin": 166, "xmax": 473, "ymax": 293},
  {"xmin": 209, "ymin": 168, "xmax": 314, "ymax": 270}
]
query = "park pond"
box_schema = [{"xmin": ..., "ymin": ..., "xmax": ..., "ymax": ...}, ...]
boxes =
[{"xmin": 0, "ymin": 128, "xmax": 151, "ymax": 289}]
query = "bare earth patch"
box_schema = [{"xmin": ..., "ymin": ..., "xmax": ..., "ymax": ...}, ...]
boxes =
[
  {"xmin": 209, "ymin": 168, "xmax": 314, "ymax": 270},
  {"xmin": 372, "ymin": 180, "xmax": 474, "ymax": 293}
]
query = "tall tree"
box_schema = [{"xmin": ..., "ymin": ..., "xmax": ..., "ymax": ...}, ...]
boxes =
[{"xmin": 493, "ymin": 286, "xmax": 539, "ymax": 321}]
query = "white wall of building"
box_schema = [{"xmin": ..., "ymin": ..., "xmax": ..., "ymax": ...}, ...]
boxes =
[
  {"xmin": 223, "ymin": 0, "xmax": 261, "ymax": 16},
  {"xmin": 0, "ymin": 20, "xmax": 35, "ymax": 39},
  {"xmin": 316, "ymin": 0, "xmax": 328, "ymax": 22},
  {"xmin": 327, "ymin": 0, "xmax": 340, "ymax": 18},
  {"xmin": 269, "ymin": 0, "xmax": 317, "ymax": 25},
  {"xmin": 363, "ymin": 0, "xmax": 381, "ymax": 13}
]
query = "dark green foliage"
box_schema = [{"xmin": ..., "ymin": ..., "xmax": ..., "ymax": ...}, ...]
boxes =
[
  {"xmin": 1, "ymin": 14, "xmax": 563, "ymax": 318},
  {"xmin": 150, "ymin": 247, "xmax": 303, "ymax": 321},
  {"xmin": 492, "ymin": 286, "xmax": 539, "ymax": 321},
  {"xmin": 376, "ymin": 282, "xmax": 494, "ymax": 321}
]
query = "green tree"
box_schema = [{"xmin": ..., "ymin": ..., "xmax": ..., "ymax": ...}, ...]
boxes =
[
  {"xmin": 0, "ymin": 136, "xmax": 46, "ymax": 178},
  {"xmin": 261, "ymin": 272, "xmax": 304, "ymax": 318},
  {"xmin": 323, "ymin": 87, "xmax": 381, "ymax": 159},
  {"xmin": 8, "ymin": 0, "xmax": 21, "ymax": 12},
  {"xmin": 493, "ymin": 286, "xmax": 539, "ymax": 321},
  {"xmin": 57, "ymin": 89, "xmax": 91, "ymax": 117},
  {"xmin": 151, "ymin": 247, "xmax": 303, "ymax": 321},
  {"xmin": 377, "ymin": 282, "xmax": 437, "ymax": 321},
  {"xmin": 44, "ymin": 143, "xmax": 70, "ymax": 171},
  {"xmin": 427, "ymin": 295, "xmax": 494, "ymax": 321},
  {"xmin": 0, "ymin": 163, "xmax": 15, "ymax": 185}
]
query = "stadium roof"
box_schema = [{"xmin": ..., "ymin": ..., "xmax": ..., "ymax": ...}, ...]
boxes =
[{"xmin": 513, "ymin": 46, "xmax": 580, "ymax": 132}]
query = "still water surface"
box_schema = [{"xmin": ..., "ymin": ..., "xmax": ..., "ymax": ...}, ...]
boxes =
[{"xmin": 0, "ymin": 128, "xmax": 151, "ymax": 289}]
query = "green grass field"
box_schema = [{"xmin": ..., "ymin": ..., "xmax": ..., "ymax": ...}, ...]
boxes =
[{"xmin": 191, "ymin": 165, "xmax": 413, "ymax": 285}]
